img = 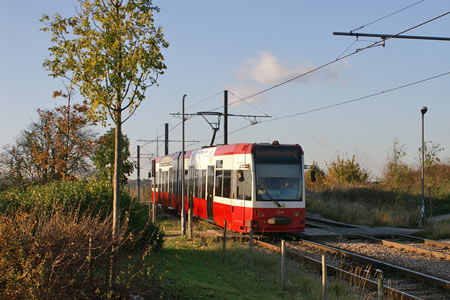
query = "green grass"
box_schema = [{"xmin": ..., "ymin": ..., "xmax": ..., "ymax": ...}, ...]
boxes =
[
  {"xmin": 306, "ymin": 191, "xmax": 420, "ymax": 228},
  {"xmin": 306, "ymin": 190, "xmax": 450, "ymax": 239},
  {"xmin": 146, "ymin": 236, "xmax": 364, "ymax": 300},
  {"xmin": 416, "ymin": 219, "xmax": 450, "ymax": 240},
  {"xmin": 156, "ymin": 210, "xmax": 218, "ymax": 232}
]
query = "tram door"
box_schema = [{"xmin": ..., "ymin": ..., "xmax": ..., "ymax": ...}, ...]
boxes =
[
  {"xmin": 158, "ymin": 169, "xmax": 162, "ymax": 205},
  {"xmin": 206, "ymin": 165, "xmax": 214, "ymax": 220},
  {"xmin": 188, "ymin": 166, "xmax": 195, "ymax": 214}
]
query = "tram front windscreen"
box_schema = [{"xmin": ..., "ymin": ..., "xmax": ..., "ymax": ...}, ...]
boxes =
[{"xmin": 253, "ymin": 147, "xmax": 303, "ymax": 202}]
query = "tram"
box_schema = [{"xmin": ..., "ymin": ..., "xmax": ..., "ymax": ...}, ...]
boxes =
[{"xmin": 151, "ymin": 141, "xmax": 308, "ymax": 233}]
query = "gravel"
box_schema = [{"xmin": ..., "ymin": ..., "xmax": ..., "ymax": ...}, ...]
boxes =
[{"xmin": 325, "ymin": 240, "xmax": 450, "ymax": 281}]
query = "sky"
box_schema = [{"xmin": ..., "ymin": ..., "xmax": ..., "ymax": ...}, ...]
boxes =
[{"xmin": 1, "ymin": 0, "xmax": 449, "ymax": 179}]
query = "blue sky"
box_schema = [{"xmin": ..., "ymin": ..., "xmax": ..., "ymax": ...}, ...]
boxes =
[{"xmin": 1, "ymin": 0, "xmax": 449, "ymax": 178}]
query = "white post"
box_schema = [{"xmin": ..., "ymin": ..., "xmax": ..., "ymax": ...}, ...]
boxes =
[
  {"xmin": 378, "ymin": 273, "xmax": 384, "ymax": 300},
  {"xmin": 322, "ymin": 255, "xmax": 327, "ymax": 300},
  {"xmin": 249, "ymin": 230, "xmax": 253, "ymax": 269},
  {"xmin": 281, "ymin": 240, "xmax": 286, "ymax": 290},
  {"xmin": 181, "ymin": 94, "xmax": 187, "ymax": 236}
]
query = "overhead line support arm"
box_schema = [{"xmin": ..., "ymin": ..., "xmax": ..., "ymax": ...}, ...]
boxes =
[{"xmin": 333, "ymin": 31, "xmax": 450, "ymax": 42}]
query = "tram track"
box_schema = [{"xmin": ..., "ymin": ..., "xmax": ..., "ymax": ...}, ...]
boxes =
[
  {"xmin": 165, "ymin": 209, "xmax": 450, "ymax": 299},
  {"xmin": 351, "ymin": 235, "xmax": 450, "ymax": 262},
  {"xmin": 305, "ymin": 216, "xmax": 450, "ymax": 261},
  {"xmin": 292, "ymin": 216, "xmax": 450, "ymax": 299},
  {"xmin": 157, "ymin": 206, "xmax": 450, "ymax": 298},
  {"xmin": 255, "ymin": 236, "xmax": 450, "ymax": 300}
]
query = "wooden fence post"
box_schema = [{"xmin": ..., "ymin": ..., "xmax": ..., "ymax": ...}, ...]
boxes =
[
  {"xmin": 188, "ymin": 208, "xmax": 193, "ymax": 238},
  {"xmin": 281, "ymin": 240, "xmax": 286, "ymax": 290},
  {"xmin": 322, "ymin": 255, "xmax": 327, "ymax": 300},
  {"xmin": 378, "ymin": 272, "xmax": 384, "ymax": 300},
  {"xmin": 249, "ymin": 230, "xmax": 253, "ymax": 269},
  {"xmin": 222, "ymin": 221, "xmax": 227, "ymax": 260}
]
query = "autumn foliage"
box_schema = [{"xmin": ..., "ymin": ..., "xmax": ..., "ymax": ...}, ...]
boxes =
[
  {"xmin": 0, "ymin": 180, "xmax": 164, "ymax": 299},
  {"xmin": 0, "ymin": 208, "xmax": 122, "ymax": 299},
  {"xmin": 0, "ymin": 101, "xmax": 95, "ymax": 185}
]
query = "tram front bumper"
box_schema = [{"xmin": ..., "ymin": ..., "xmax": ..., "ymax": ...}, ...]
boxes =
[{"xmin": 267, "ymin": 216, "xmax": 292, "ymax": 225}]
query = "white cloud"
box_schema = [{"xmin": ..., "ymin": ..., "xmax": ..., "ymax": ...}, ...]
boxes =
[
  {"xmin": 237, "ymin": 51, "xmax": 348, "ymax": 85},
  {"xmin": 227, "ymin": 83, "xmax": 266, "ymax": 106},
  {"xmin": 228, "ymin": 52, "xmax": 350, "ymax": 108}
]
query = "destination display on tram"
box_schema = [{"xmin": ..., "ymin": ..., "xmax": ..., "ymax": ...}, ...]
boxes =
[{"xmin": 253, "ymin": 147, "xmax": 301, "ymax": 162}]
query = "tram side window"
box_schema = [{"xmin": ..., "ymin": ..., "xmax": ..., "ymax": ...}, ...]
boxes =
[
  {"xmin": 160, "ymin": 171, "xmax": 164, "ymax": 192},
  {"xmin": 215, "ymin": 170, "xmax": 223, "ymax": 197},
  {"xmin": 183, "ymin": 169, "xmax": 187, "ymax": 194},
  {"xmin": 201, "ymin": 170, "xmax": 206, "ymax": 199},
  {"xmin": 223, "ymin": 170, "xmax": 232, "ymax": 198},
  {"xmin": 172, "ymin": 169, "xmax": 176, "ymax": 194},
  {"xmin": 237, "ymin": 170, "xmax": 252, "ymax": 200},
  {"xmin": 157, "ymin": 169, "xmax": 161, "ymax": 190},
  {"xmin": 164, "ymin": 171, "xmax": 169, "ymax": 193},
  {"xmin": 195, "ymin": 170, "xmax": 200, "ymax": 198},
  {"xmin": 171, "ymin": 169, "xmax": 176, "ymax": 194},
  {"xmin": 189, "ymin": 166, "xmax": 195, "ymax": 198},
  {"xmin": 169, "ymin": 169, "xmax": 173, "ymax": 195}
]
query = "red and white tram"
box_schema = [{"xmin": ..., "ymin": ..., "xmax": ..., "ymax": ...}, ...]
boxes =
[{"xmin": 151, "ymin": 141, "xmax": 306, "ymax": 233}]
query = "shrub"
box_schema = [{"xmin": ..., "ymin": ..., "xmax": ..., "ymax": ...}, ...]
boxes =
[
  {"xmin": 326, "ymin": 154, "xmax": 368, "ymax": 185},
  {"xmin": 383, "ymin": 138, "xmax": 410, "ymax": 193},
  {"xmin": 0, "ymin": 180, "xmax": 164, "ymax": 298},
  {"xmin": 0, "ymin": 207, "xmax": 126, "ymax": 299},
  {"xmin": 305, "ymin": 161, "xmax": 327, "ymax": 192}
]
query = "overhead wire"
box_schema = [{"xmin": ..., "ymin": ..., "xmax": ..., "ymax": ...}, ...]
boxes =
[
  {"xmin": 350, "ymin": 0, "xmax": 425, "ymax": 33},
  {"xmin": 136, "ymin": 91, "xmax": 223, "ymax": 146},
  {"xmin": 136, "ymin": 122, "xmax": 165, "ymax": 142},
  {"xmin": 226, "ymin": 70, "xmax": 450, "ymax": 136},
  {"xmin": 174, "ymin": 91, "xmax": 224, "ymax": 115},
  {"xmin": 205, "ymin": 10, "xmax": 450, "ymax": 113},
  {"xmin": 336, "ymin": 39, "xmax": 359, "ymax": 59},
  {"xmin": 228, "ymin": 90, "xmax": 270, "ymax": 116},
  {"xmin": 141, "ymin": 10, "xmax": 450, "ymax": 151}
]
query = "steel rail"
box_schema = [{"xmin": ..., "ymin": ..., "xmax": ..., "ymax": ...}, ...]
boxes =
[
  {"xmin": 256, "ymin": 240, "xmax": 423, "ymax": 300},
  {"xmin": 394, "ymin": 233, "xmax": 450, "ymax": 250},
  {"xmin": 356, "ymin": 235, "xmax": 450, "ymax": 262},
  {"xmin": 297, "ymin": 239, "xmax": 450, "ymax": 291},
  {"xmin": 305, "ymin": 216, "xmax": 360, "ymax": 228},
  {"xmin": 306, "ymin": 216, "xmax": 450, "ymax": 251}
]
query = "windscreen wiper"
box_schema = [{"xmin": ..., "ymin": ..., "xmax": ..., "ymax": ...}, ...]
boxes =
[
  {"xmin": 265, "ymin": 191, "xmax": 281, "ymax": 207},
  {"xmin": 258, "ymin": 184, "xmax": 282, "ymax": 207},
  {"xmin": 272, "ymin": 199, "xmax": 282, "ymax": 207}
]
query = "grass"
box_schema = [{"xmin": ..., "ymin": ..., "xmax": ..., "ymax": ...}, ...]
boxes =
[
  {"xmin": 306, "ymin": 189, "xmax": 450, "ymax": 239},
  {"xmin": 146, "ymin": 234, "xmax": 365, "ymax": 300},
  {"xmin": 416, "ymin": 219, "xmax": 450, "ymax": 240},
  {"xmin": 157, "ymin": 210, "xmax": 219, "ymax": 232},
  {"xmin": 306, "ymin": 191, "xmax": 420, "ymax": 228}
]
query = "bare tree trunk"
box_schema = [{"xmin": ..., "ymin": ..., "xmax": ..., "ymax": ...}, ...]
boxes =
[
  {"xmin": 110, "ymin": 110, "xmax": 122, "ymax": 293},
  {"xmin": 113, "ymin": 110, "xmax": 122, "ymax": 238}
]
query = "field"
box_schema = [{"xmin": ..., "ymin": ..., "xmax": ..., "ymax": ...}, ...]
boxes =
[
  {"xmin": 145, "ymin": 213, "xmax": 369, "ymax": 300},
  {"xmin": 305, "ymin": 184, "xmax": 450, "ymax": 240}
]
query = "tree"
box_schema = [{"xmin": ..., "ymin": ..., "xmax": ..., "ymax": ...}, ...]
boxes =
[
  {"xmin": 326, "ymin": 153, "xmax": 368, "ymax": 185},
  {"xmin": 0, "ymin": 102, "xmax": 95, "ymax": 185},
  {"xmin": 384, "ymin": 138, "xmax": 409, "ymax": 192},
  {"xmin": 41, "ymin": 0, "xmax": 168, "ymax": 240},
  {"xmin": 93, "ymin": 128, "xmax": 133, "ymax": 186},
  {"xmin": 305, "ymin": 161, "xmax": 326, "ymax": 191},
  {"xmin": 419, "ymin": 141, "xmax": 445, "ymax": 190}
]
